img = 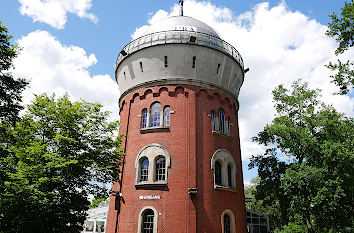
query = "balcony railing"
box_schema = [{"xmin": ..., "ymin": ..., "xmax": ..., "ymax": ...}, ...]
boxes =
[
  {"xmin": 211, "ymin": 117, "xmax": 231, "ymax": 137},
  {"xmin": 116, "ymin": 30, "xmax": 244, "ymax": 69}
]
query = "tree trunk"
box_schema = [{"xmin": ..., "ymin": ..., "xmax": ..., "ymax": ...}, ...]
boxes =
[{"xmin": 306, "ymin": 214, "xmax": 315, "ymax": 233}]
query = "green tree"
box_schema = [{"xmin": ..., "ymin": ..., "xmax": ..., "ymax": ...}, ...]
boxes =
[
  {"xmin": 89, "ymin": 195, "xmax": 109, "ymax": 209},
  {"xmin": 0, "ymin": 20, "xmax": 28, "ymax": 123},
  {"xmin": 326, "ymin": 0, "xmax": 354, "ymax": 94},
  {"xmin": 250, "ymin": 80, "xmax": 354, "ymax": 232},
  {"xmin": 0, "ymin": 94, "xmax": 124, "ymax": 233}
]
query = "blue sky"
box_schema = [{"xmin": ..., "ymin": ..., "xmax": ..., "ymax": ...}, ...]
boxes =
[{"xmin": 1, "ymin": 0, "xmax": 352, "ymax": 184}]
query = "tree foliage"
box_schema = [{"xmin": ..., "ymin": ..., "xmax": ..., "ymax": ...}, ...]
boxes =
[
  {"xmin": 0, "ymin": 20, "xmax": 28, "ymax": 123},
  {"xmin": 0, "ymin": 94, "xmax": 123, "ymax": 233},
  {"xmin": 326, "ymin": 0, "xmax": 354, "ymax": 94},
  {"xmin": 250, "ymin": 80, "xmax": 354, "ymax": 232},
  {"xmin": 89, "ymin": 196, "xmax": 109, "ymax": 209}
]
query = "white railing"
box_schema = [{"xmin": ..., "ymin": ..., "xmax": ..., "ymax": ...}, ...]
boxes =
[
  {"xmin": 116, "ymin": 30, "xmax": 244, "ymax": 69},
  {"xmin": 212, "ymin": 117, "xmax": 231, "ymax": 136}
]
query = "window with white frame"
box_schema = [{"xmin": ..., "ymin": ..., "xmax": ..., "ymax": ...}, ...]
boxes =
[
  {"xmin": 221, "ymin": 209, "xmax": 236, "ymax": 233},
  {"xmin": 150, "ymin": 102, "xmax": 161, "ymax": 127},
  {"xmin": 135, "ymin": 144, "xmax": 171, "ymax": 187},
  {"xmin": 140, "ymin": 158, "xmax": 149, "ymax": 182},
  {"xmin": 155, "ymin": 157, "xmax": 166, "ymax": 181},
  {"xmin": 218, "ymin": 109, "xmax": 225, "ymax": 134},
  {"xmin": 138, "ymin": 207, "xmax": 158, "ymax": 233},
  {"xmin": 210, "ymin": 109, "xmax": 231, "ymax": 136},
  {"xmin": 224, "ymin": 214, "xmax": 231, "ymax": 233},
  {"xmin": 163, "ymin": 106, "xmax": 170, "ymax": 126},
  {"xmin": 140, "ymin": 103, "xmax": 172, "ymax": 131},
  {"xmin": 142, "ymin": 209, "xmax": 154, "ymax": 233},
  {"xmin": 211, "ymin": 149, "xmax": 236, "ymax": 191},
  {"xmin": 215, "ymin": 161, "xmax": 222, "ymax": 186},
  {"xmin": 142, "ymin": 108, "xmax": 148, "ymax": 128},
  {"xmin": 83, "ymin": 220, "xmax": 106, "ymax": 233}
]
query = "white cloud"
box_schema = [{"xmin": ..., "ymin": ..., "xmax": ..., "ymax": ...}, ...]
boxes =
[
  {"xmin": 133, "ymin": 0, "xmax": 354, "ymax": 161},
  {"xmin": 18, "ymin": 0, "xmax": 98, "ymax": 29},
  {"xmin": 13, "ymin": 30, "xmax": 119, "ymax": 120}
]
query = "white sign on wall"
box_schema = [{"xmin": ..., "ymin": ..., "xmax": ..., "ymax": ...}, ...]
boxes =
[{"xmin": 139, "ymin": 195, "xmax": 161, "ymax": 200}]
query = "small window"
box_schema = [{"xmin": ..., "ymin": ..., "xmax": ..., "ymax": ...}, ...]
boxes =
[
  {"xmin": 155, "ymin": 157, "xmax": 166, "ymax": 181},
  {"xmin": 164, "ymin": 56, "xmax": 168, "ymax": 67},
  {"xmin": 192, "ymin": 56, "xmax": 196, "ymax": 68},
  {"xmin": 217, "ymin": 64, "xmax": 221, "ymax": 74},
  {"xmin": 140, "ymin": 158, "xmax": 149, "ymax": 181},
  {"xmin": 142, "ymin": 109, "xmax": 148, "ymax": 128},
  {"xmin": 215, "ymin": 161, "xmax": 222, "ymax": 185},
  {"xmin": 142, "ymin": 209, "xmax": 154, "ymax": 233},
  {"xmin": 123, "ymin": 71, "xmax": 126, "ymax": 80},
  {"xmin": 140, "ymin": 61, "xmax": 143, "ymax": 72},
  {"xmin": 210, "ymin": 111, "xmax": 216, "ymax": 131},
  {"xmin": 218, "ymin": 109, "xmax": 225, "ymax": 134},
  {"xmin": 96, "ymin": 221, "xmax": 105, "ymax": 233},
  {"xmin": 227, "ymin": 164, "xmax": 232, "ymax": 187},
  {"xmin": 85, "ymin": 221, "xmax": 94, "ymax": 232},
  {"xmin": 163, "ymin": 106, "xmax": 170, "ymax": 126},
  {"xmin": 150, "ymin": 102, "xmax": 161, "ymax": 127},
  {"xmin": 224, "ymin": 214, "xmax": 231, "ymax": 233}
]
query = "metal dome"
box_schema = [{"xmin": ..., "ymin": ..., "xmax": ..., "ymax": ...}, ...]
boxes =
[{"xmin": 142, "ymin": 16, "xmax": 221, "ymax": 38}]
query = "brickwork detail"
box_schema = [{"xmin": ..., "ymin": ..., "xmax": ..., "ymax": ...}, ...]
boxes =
[{"xmin": 106, "ymin": 84, "xmax": 247, "ymax": 233}]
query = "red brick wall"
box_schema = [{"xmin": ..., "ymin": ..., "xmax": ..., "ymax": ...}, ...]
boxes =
[{"xmin": 106, "ymin": 85, "xmax": 247, "ymax": 233}]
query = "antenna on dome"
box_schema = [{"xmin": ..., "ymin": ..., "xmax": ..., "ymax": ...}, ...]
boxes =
[{"xmin": 179, "ymin": 0, "xmax": 184, "ymax": 16}]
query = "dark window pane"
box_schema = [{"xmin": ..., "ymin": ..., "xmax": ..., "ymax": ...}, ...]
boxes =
[
  {"xmin": 140, "ymin": 158, "xmax": 149, "ymax": 181},
  {"xmin": 142, "ymin": 209, "xmax": 154, "ymax": 233},
  {"xmin": 155, "ymin": 157, "xmax": 166, "ymax": 181},
  {"xmin": 215, "ymin": 161, "xmax": 222, "ymax": 185},
  {"xmin": 224, "ymin": 214, "xmax": 231, "ymax": 233}
]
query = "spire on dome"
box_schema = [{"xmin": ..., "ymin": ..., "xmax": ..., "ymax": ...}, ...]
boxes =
[{"xmin": 179, "ymin": 0, "xmax": 184, "ymax": 16}]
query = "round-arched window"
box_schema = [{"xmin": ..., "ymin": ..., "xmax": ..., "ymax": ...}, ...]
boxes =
[
  {"xmin": 142, "ymin": 209, "xmax": 154, "ymax": 233},
  {"xmin": 163, "ymin": 106, "xmax": 170, "ymax": 126},
  {"xmin": 150, "ymin": 102, "xmax": 161, "ymax": 127},
  {"xmin": 140, "ymin": 158, "xmax": 149, "ymax": 182},
  {"xmin": 224, "ymin": 213, "xmax": 231, "ymax": 233},
  {"xmin": 215, "ymin": 161, "xmax": 222, "ymax": 185},
  {"xmin": 155, "ymin": 157, "xmax": 166, "ymax": 181}
]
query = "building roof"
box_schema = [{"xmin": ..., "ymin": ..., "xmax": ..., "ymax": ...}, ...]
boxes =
[{"xmin": 141, "ymin": 16, "xmax": 221, "ymax": 38}]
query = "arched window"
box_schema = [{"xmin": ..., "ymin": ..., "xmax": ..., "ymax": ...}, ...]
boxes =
[
  {"xmin": 155, "ymin": 157, "xmax": 166, "ymax": 181},
  {"xmin": 224, "ymin": 214, "xmax": 231, "ymax": 233},
  {"xmin": 211, "ymin": 149, "xmax": 236, "ymax": 191},
  {"xmin": 142, "ymin": 108, "xmax": 148, "ymax": 128},
  {"xmin": 215, "ymin": 161, "xmax": 222, "ymax": 185},
  {"xmin": 135, "ymin": 144, "xmax": 171, "ymax": 187},
  {"xmin": 210, "ymin": 110, "xmax": 216, "ymax": 131},
  {"xmin": 218, "ymin": 109, "xmax": 225, "ymax": 134},
  {"xmin": 142, "ymin": 209, "xmax": 154, "ymax": 233},
  {"xmin": 163, "ymin": 106, "xmax": 170, "ymax": 126},
  {"xmin": 227, "ymin": 164, "xmax": 232, "ymax": 187},
  {"xmin": 150, "ymin": 102, "xmax": 161, "ymax": 127},
  {"xmin": 140, "ymin": 158, "xmax": 149, "ymax": 182},
  {"xmin": 221, "ymin": 209, "xmax": 236, "ymax": 233}
]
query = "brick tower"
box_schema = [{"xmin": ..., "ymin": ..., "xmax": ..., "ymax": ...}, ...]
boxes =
[{"xmin": 106, "ymin": 2, "xmax": 247, "ymax": 233}]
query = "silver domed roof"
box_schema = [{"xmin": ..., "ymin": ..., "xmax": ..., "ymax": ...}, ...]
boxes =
[{"xmin": 142, "ymin": 16, "xmax": 221, "ymax": 38}]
